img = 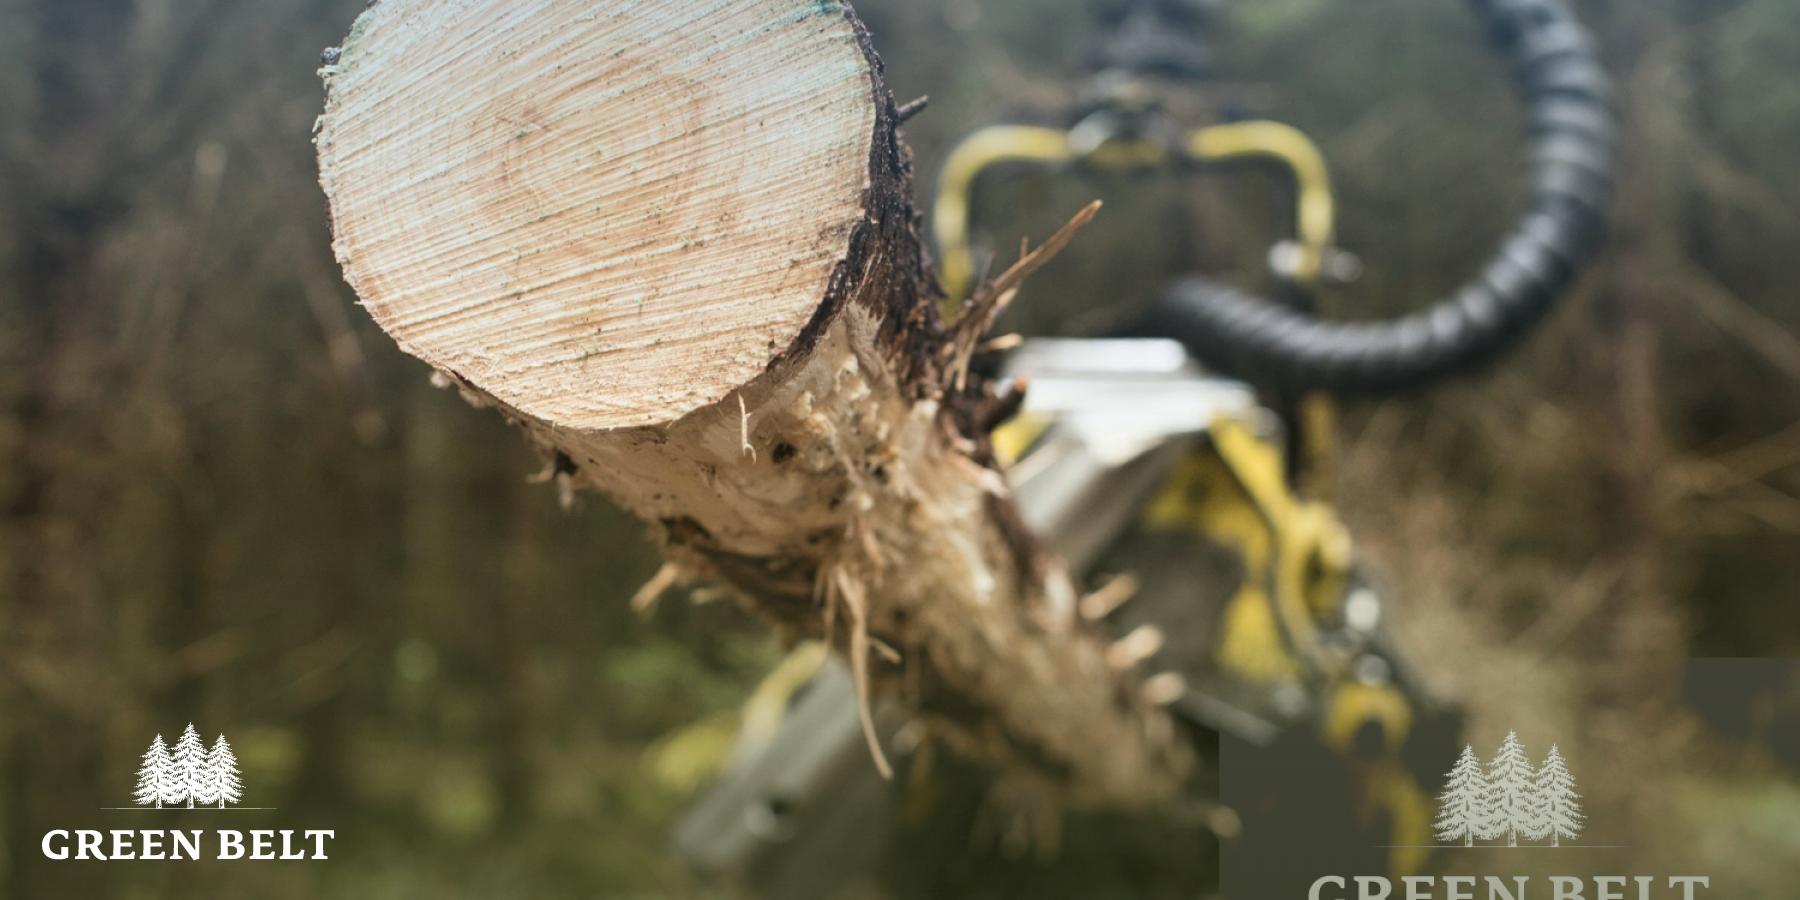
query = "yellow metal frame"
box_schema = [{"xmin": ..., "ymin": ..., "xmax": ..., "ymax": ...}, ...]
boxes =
[
  {"xmin": 1185, "ymin": 122, "xmax": 1336, "ymax": 285},
  {"xmin": 1140, "ymin": 412, "xmax": 1431, "ymax": 876},
  {"xmin": 932, "ymin": 120, "xmax": 1337, "ymax": 303}
]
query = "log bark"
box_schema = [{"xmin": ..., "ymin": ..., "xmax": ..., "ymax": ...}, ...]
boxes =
[{"xmin": 316, "ymin": 0, "xmax": 1190, "ymax": 810}]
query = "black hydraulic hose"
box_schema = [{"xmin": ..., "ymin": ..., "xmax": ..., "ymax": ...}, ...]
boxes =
[{"xmin": 1131, "ymin": 0, "xmax": 1615, "ymax": 393}]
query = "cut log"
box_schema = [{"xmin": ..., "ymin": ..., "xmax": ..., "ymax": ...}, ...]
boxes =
[{"xmin": 317, "ymin": 0, "xmax": 1191, "ymax": 810}]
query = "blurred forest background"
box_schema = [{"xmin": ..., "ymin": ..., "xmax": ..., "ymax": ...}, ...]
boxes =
[{"xmin": 2, "ymin": 0, "xmax": 1798, "ymax": 896}]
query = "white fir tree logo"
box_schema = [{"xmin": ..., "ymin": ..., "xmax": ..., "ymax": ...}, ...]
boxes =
[
  {"xmin": 132, "ymin": 734, "xmax": 177, "ymax": 809},
  {"xmin": 1433, "ymin": 744, "xmax": 1491, "ymax": 847},
  {"xmin": 1432, "ymin": 731, "xmax": 1585, "ymax": 847},
  {"xmin": 169, "ymin": 723, "xmax": 209, "ymax": 808},
  {"xmin": 1532, "ymin": 743, "xmax": 1585, "ymax": 847},
  {"xmin": 203, "ymin": 734, "xmax": 245, "ymax": 809},
  {"xmin": 131, "ymin": 723, "xmax": 245, "ymax": 809},
  {"xmin": 1483, "ymin": 730, "xmax": 1538, "ymax": 847}
]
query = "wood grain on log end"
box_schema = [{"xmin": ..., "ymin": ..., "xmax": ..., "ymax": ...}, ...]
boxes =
[{"xmin": 319, "ymin": 0, "xmax": 893, "ymax": 430}]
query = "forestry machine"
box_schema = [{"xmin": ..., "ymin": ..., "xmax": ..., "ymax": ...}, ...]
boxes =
[{"xmin": 657, "ymin": 0, "xmax": 1614, "ymax": 895}]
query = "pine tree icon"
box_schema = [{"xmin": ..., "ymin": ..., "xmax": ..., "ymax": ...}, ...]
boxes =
[
  {"xmin": 1484, "ymin": 730, "xmax": 1538, "ymax": 847},
  {"xmin": 130, "ymin": 725, "xmax": 247, "ymax": 809},
  {"xmin": 204, "ymin": 734, "xmax": 245, "ymax": 808},
  {"xmin": 1434, "ymin": 744, "xmax": 1490, "ymax": 846},
  {"xmin": 169, "ymin": 723, "xmax": 208, "ymax": 809},
  {"xmin": 133, "ymin": 735, "xmax": 177, "ymax": 808},
  {"xmin": 1533, "ymin": 743, "xmax": 1584, "ymax": 847}
]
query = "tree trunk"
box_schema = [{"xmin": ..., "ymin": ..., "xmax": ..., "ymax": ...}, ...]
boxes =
[{"xmin": 315, "ymin": 0, "xmax": 1190, "ymax": 811}]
